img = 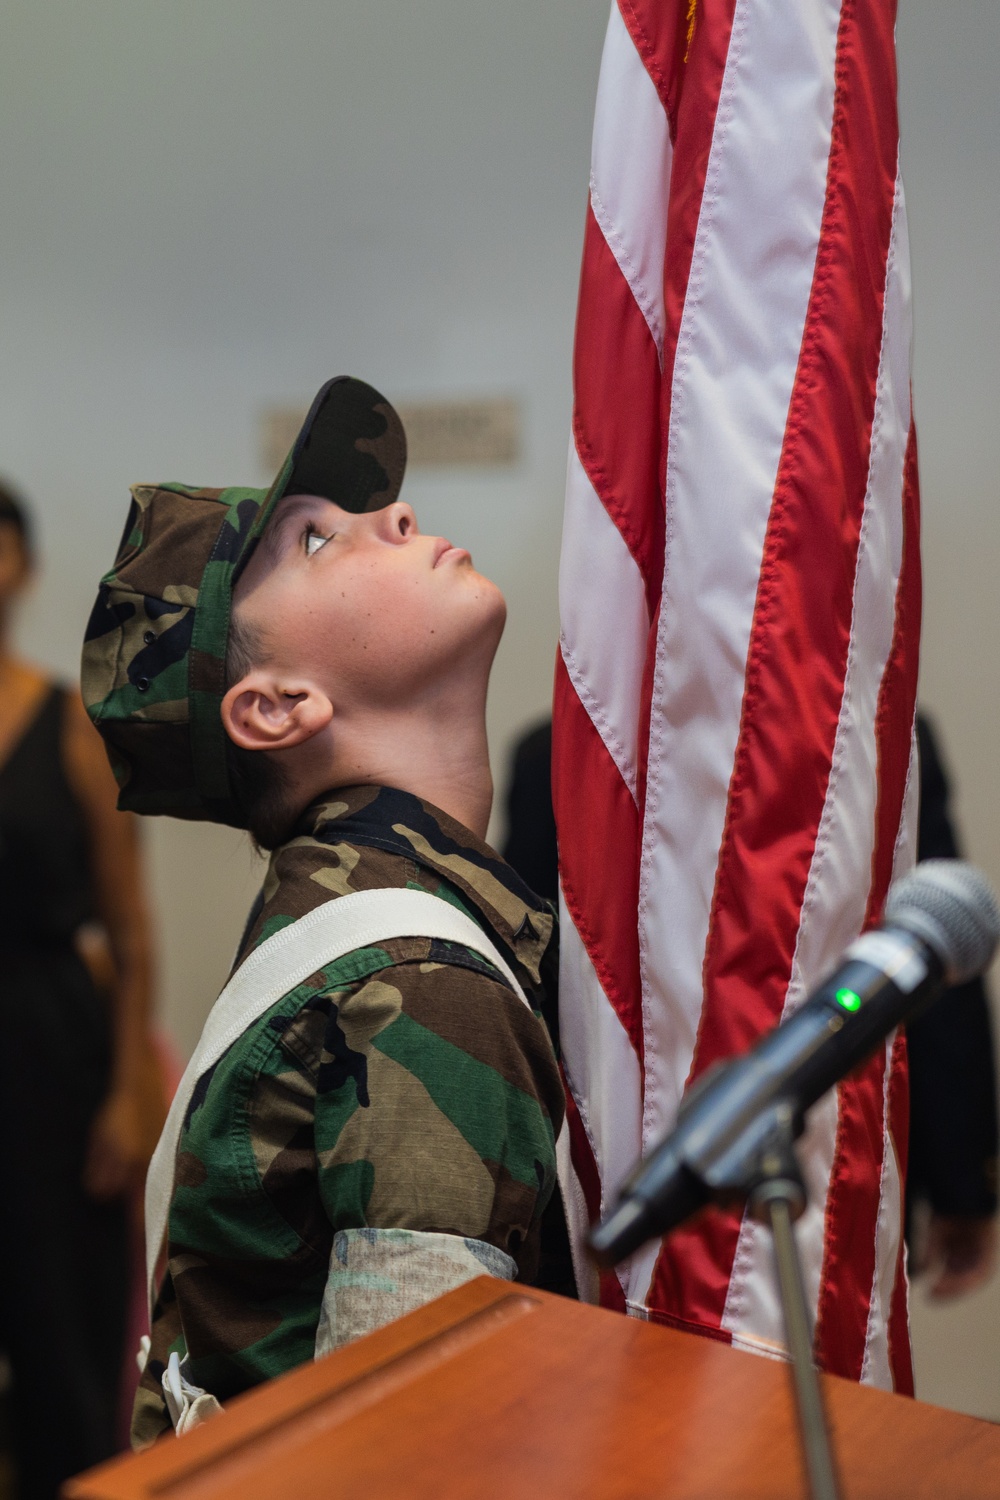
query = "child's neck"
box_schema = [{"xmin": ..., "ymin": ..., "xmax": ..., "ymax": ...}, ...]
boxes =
[
  {"xmin": 353, "ymin": 712, "xmax": 494, "ymax": 837},
  {"xmin": 291, "ymin": 697, "xmax": 496, "ymax": 842}
]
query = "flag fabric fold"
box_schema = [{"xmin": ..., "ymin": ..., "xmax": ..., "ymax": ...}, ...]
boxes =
[{"xmin": 554, "ymin": 0, "xmax": 920, "ymax": 1391}]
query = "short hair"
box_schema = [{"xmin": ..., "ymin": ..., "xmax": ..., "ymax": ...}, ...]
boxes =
[
  {"xmin": 223, "ymin": 609, "xmax": 296, "ymax": 850},
  {"xmin": 0, "ymin": 478, "xmax": 34, "ymax": 561}
]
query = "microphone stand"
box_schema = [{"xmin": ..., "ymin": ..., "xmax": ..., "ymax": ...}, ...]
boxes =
[
  {"xmin": 597, "ymin": 1097, "xmax": 843, "ymax": 1499},
  {"xmin": 743, "ymin": 1104, "xmax": 841, "ymax": 1500}
]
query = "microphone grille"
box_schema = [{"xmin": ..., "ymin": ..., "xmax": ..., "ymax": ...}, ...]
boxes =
[{"xmin": 885, "ymin": 860, "xmax": 1000, "ymax": 984}]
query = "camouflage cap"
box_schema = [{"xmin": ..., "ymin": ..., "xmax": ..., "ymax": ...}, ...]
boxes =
[{"xmin": 81, "ymin": 376, "xmax": 407, "ymax": 826}]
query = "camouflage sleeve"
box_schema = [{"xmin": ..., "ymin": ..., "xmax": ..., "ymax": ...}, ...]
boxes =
[
  {"xmin": 130, "ymin": 949, "xmax": 562, "ymax": 1449},
  {"xmin": 314, "ymin": 956, "xmax": 564, "ymax": 1281},
  {"xmin": 315, "ymin": 1228, "xmax": 514, "ymax": 1356},
  {"xmin": 131, "ymin": 1273, "xmax": 181, "ymax": 1450}
]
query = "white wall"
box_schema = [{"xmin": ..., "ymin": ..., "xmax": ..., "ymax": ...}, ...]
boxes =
[
  {"xmin": 898, "ymin": 0, "xmax": 1000, "ymax": 1421},
  {"xmin": 2, "ymin": 0, "xmax": 998, "ymax": 1419},
  {"xmin": 1, "ymin": 0, "xmax": 610, "ymax": 1052}
]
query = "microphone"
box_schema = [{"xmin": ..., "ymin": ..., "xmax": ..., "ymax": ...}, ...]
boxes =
[{"xmin": 590, "ymin": 860, "xmax": 1000, "ymax": 1267}]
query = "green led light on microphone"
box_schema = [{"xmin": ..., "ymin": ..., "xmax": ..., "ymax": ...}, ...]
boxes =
[{"xmin": 835, "ymin": 987, "xmax": 862, "ymax": 1013}]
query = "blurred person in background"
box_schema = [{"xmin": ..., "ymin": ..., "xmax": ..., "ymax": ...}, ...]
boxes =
[
  {"xmin": 906, "ymin": 713, "xmax": 998, "ymax": 1298},
  {"xmin": 503, "ymin": 712, "xmax": 999, "ymax": 1303},
  {"xmin": 0, "ymin": 481, "xmax": 160, "ymax": 1499}
]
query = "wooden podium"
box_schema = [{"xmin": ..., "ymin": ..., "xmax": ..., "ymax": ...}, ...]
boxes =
[{"xmin": 65, "ymin": 1278, "xmax": 1000, "ymax": 1499}]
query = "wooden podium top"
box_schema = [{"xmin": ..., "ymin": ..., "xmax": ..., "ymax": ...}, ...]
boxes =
[{"xmin": 66, "ymin": 1278, "xmax": 1000, "ymax": 1499}]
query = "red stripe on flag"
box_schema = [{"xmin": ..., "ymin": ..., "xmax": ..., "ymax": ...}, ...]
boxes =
[
  {"xmin": 886, "ymin": 1029, "xmax": 914, "ymax": 1395},
  {"xmin": 561, "ymin": 1067, "xmax": 628, "ymax": 1313},
  {"xmin": 573, "ymin": 205, "xmax": 664, "ymax": 608},
  {"xmin": 618, "ymin": 0, "xmax": 696, "ymax": 127},
  {"xmin": 815, "ymin": 1049, "xmax": 889, "ymax": 1376},
  {"xmin": 636, "ymin": 597, "xmax": 661, "ymax": 813},
  {"xmin": 658, "ymin": 0, "xmax": 738, "ymax": 416},
  {"xmin": 560, "ymin": 1065, "xmax": 602, "ymax": 1223},
  {"xmin": 646, "ymin": 1204, "xmax": 747, "ymax": 1334},
  {"xmin": 869, "ymin": 426, "xmax": 922, "ymax": 923},
  {"xmin": 886, "ymin": 437, "xmax": 921, "ymax": 1397},
  {"xmin": 553, "ymin": 653, "xmax": 643, "ymax": 1058},
  {"xmin": 627, "ymin": 0, "xmax": 736, "ymax": 845},
  {"xmin": 644, "ymin": 1301, "xmax": 735, "ymax": 1347},
  {"xmin": 648, "ymin": 0, "xmax": 902, "ymax": 1336},
  {"xmin": 815, "ymin": 424, "xmax": 922, "ymax": 1375}
]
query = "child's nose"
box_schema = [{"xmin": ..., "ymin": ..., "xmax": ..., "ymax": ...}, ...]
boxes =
[{"xmin": 377, "ymin": 501, "xmax": 418, "ymax": 542}]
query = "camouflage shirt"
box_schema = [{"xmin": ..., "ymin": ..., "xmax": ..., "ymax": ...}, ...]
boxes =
[{"xmin": 133, "ymin": 785, "xmax": 563, "ymax": 1445}]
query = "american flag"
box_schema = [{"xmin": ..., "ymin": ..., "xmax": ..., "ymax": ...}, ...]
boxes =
[{"xmin": 554, "ymin": 0, "xmax": 920, "ymax": 1392}]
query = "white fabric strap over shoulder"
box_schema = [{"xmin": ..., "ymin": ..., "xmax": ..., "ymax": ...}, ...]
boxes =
[
  {"xmin": 162, "ymin": 1352, "xmax": 224, "ymax": 1435},
  {"xmin": 144, "ymin": 887, "xmax": 531, "ymax": 1312}
]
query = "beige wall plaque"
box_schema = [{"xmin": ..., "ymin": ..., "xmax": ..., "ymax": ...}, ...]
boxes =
[
  {"xmin": 397, "ymin": 397, "xmax": 520, "ymax": 467},
  {"xmin": 261, "ymin": 396, "xmax": 520, "ymax": 474}
]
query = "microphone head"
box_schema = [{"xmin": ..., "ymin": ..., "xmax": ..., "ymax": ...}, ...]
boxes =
[{"xmin": 885, "ymin": 860, "xmax": 1000, "ymax": 984}]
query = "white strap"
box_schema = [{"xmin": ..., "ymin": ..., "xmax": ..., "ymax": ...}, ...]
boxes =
[{"xmin": 145, "ymin": 887, "xmax": 530, "ymax": 1311}]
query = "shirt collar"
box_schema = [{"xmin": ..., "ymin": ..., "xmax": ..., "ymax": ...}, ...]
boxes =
[{"xmin": 294, "ymin": 784, "xmax": 555, "ymax": 988}]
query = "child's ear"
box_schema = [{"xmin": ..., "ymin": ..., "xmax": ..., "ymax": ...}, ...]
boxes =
[{"xmin": 221, "ymin": 671, "xmax": 333, "ymax": 752}]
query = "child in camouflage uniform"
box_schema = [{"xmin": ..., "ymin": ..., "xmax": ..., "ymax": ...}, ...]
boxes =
[{"xmin": 81, "ymin": 377, "xmax": 564, "ymax": 1447}]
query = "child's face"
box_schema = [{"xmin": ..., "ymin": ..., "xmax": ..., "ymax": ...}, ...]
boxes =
[{"xmin": 233, "ymin": 492, "xmax": 506, "ymax": 709}]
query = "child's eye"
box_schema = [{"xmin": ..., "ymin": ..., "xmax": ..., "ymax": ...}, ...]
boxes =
[{"xmin": 304, "ymin": 524, "xmax": 330, "ymax": 557}]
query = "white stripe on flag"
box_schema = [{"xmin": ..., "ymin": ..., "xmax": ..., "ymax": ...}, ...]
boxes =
[
  {"xmin": 890, "ymin": 724, "xmax": 920, "ymax": 891},
  {"xmin": 589, "ymin": 2, "xmax": 672, "ymax": 363},
  {"xmin": 859, "ymin": 720, "xmax": 920, "ymax": 1382},
  {"xmin": 861, "ymin": 1039, "xmax": 904, "ymax": 1388},
  {"xmin": 559, "ymin": 442, "xmax": 650, "ymax": 801},
  {"xmin": 720, "ymin": 170, "xmax": 914, "ymax": 1352},
  {"xmin": 635, "ymin": 1, "xmax": 844, "ymax": 1318},
  {"xmin": 721, "ymin": 1092, "xmax": 840, "ymax": 1360},
  {"xmin": 558, "ymin": 886, "xmax": 644, "ymax": 1217}
]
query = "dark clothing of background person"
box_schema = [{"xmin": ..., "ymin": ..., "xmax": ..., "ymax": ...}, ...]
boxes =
[
  {"xmin": 502, "ymin": 721, "xmax": 575, "ymax": 1298},
  {"xmin": 0, "ymin": 687, "xmax": 128, "ymax": 1499},
  {"xmin": 908, "ymin": 714, "xmax": 998, "ymax": 1225},
  {"xmin": 503, "ymin": 721, "xmax": 560, "ymax": 924},
  {"xmin": 502, "ymin": 716, "xmax": 999, "ymax": 1256}
]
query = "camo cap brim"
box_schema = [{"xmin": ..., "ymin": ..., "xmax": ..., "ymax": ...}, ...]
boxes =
[{"xmin": 81, "ymin": 376, "xmax": 407, "ymax": 826}]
